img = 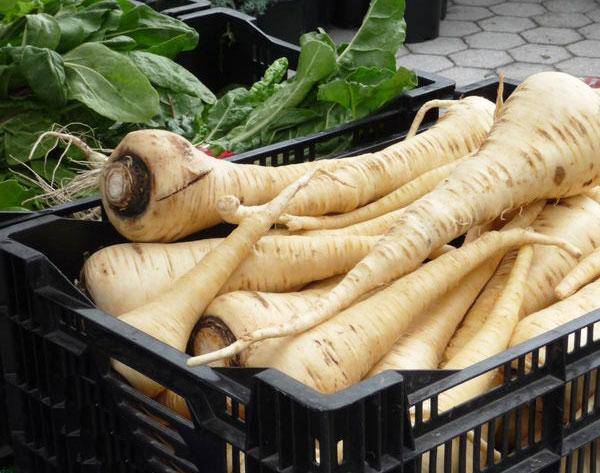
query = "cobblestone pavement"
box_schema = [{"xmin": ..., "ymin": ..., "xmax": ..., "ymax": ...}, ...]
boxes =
[{"xmin": 330, "ymin": 0, "xmax": 600, "ymax": 86}]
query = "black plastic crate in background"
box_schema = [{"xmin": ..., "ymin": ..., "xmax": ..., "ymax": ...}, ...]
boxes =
[{"xmin": 2, "ymin": 77, "xmax": 600, "ymax": 473}]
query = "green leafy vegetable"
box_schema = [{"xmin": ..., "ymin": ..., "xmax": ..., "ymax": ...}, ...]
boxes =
[
  {"xmin": 318, "ymin": 65, "xmax": 416, "ymax": 118},
  {"xmin": 337, "ymin": 0, "xmax": 407, "ymax": 71},
  {"xmin": 0, "ymin": 179, "xmax": 38, "ymax": 210},
  {"xmin": 204, "ymin": 0, "xmax": 413, "ymax": 155},
  {"xmin": 1, "ymin": 110, "xmax": 55, "ymax": 165},
  {"xmin": 64, "ymin": 42, "xmax": 160, "ymax": 122},
  {"xmin": 197, "ymin": 57, "xmax": 288, "ymax": 143},
  {"xmin": 128, "ymin": 50, "xmax": 215, "ymax": 103},
  {"xmin": 211, "ymin": 31, "xmax": 337, "ymax": 153},
  {"xmin": 23, "ymin": 13, "xmax": 60, "ymax": 48},
  {"xmin": 18, "ymin": 45, "xmax": 67, "ymax": 106},
  {"xmin": 110, "ymin": 4, "xmax": 198, "ymax": 57},
  {"xmin": 55, "ymin": 1, "xmax": 122, "ymax": 52},
  {"xmin": 0, "ymin": 0, "xmax": 215, "ymax": 211}
]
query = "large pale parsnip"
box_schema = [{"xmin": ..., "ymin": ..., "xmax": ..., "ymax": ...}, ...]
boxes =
[
  {"xmin": 367, "ymin": 264, "xmax": 493, "ymax": 374},
  {"xmin": 112, "ymin": 169, "xmax": 320, "ymax": 397},
  {"xmin": 441, "ymin": 244, "xmax": 533, "ymax": 405},
  {"xmin": 83, "ymin": 235, "xmax": 379, "ymax": 315},
  {"xmin": 510, "ymin": 278, "xmax": 600, "ymax": 361},
  {"xmin": 555, "ymin": 247, "xmax": 600, "ymax": 299},
  {"xmin": 302, "ymin": 207, "xmax": 405, "ymax": 237},
  {"xmin": 283, "ymin": 158, "xmax": 466, "ymax": 232},
  {"xmin": 366, "ymin": 217, "xmax": 535, "ymax": 375},
  {"xmin": 444, "ymin": 194, "xmax": 600, "ymax": 361},
  {"xmin": 190, "ymin": 227, "xmax": 580, "ymax": 391},
  {"xmin": 191, "ymin": 71, "xmax": 600, "ymax": 366},
  {"xmin": 100, "ymin": 97, "xmax": 495, "ymax": 242}
]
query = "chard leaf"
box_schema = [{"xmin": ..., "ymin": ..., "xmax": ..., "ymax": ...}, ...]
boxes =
[
  {"xmin": 111, "ymin": 4, "xmax": 198, "ymax": 58},
  {"xmin": 246, "ymin": 57, "xmax": 288, "ymax": 102},
  {"xmin": 266, "ymin": 107, "xmax": 321, "ymax": 130},
  {"xmin": 148, "ymin": 88, "xmax": 206, "ymax": 139},
  {"xmin": 200, "ymin": 88, "xmax": 252, "ymax": 142},
  {"xmin": 18, "ymin": 45, "xmax": 67, "ymax": 106},
  {"xmin": 318, "ymin": 65, "xmax": 416, "ymax": 118},
  {"xmin": 264, "ymin": 103, "xmax": 352, "ymax": 156},
  {"xmin": 213, "ymin": 31, "xmax": 337, "ymax": 153},
  {"xmin": 23, "ymin": 13, "xmax": 60, "ymax": 48},
  {"xmin": 337, "ymin": 0, "xmax": 406, "ymax": 71},
  {"xmin": 198, "ymin": 58, "xmax": 288, "ymax": 143},
  {"xmin": 128, "ymin": 50, "xmax": 215, "ymax": 103},
  {"xmin": 64, "ymin": 42, "xmax": 159, "ymax": 123}
]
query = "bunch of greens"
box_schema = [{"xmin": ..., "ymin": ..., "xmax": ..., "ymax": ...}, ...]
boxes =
[
  {"xmin": 0, "ymin": 0, "xmax": 215, "ymax": 210},
  {"xmin": 196, "ymin": 0, "xmax": 416, "ymax": 156}
]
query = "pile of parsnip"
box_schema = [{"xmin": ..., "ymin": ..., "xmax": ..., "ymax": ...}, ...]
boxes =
[{"xmin": 80, "ymin": 71, "xmax": 600, "ymax": 470}]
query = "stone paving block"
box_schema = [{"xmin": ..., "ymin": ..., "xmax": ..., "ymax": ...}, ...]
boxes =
[
  {"xmin": 579, "ymin": 24, "xmax": 600, "ymax": 41},
  {"xmin": 544, "ymin": 0, "xmax": 597, "ymax": 14},
  {"xmin": 407, "ymin": 37, "xmax": 467, "ymax": 55},
  {"xmin": 438, "ymin": 66, "xmax": 491, "ymax": 86},
  {"xmin": 510, "ymin": 43, "xmax": 571, "ymax": 64},
  {"xmin": 556, "ymin": 57, "xmax": 600, "ymax": 76},
  {"xmin": 479, "ymin": 16, "xmax": 535, "ymax": 33},
  {"xmin": 446, "ymin": 5, "xmax": 494, "ymax": 21},
  {"xmin": 587, "ymin": 9, "xmax": 600, "ymax": 22},
  {"xmin": 439, "ymin": 20, "xmax": 481, "ymax": 37},
  {"xmin": 465, "ymin": 31, "xmax": 525, "ymax": 49},
  {"xmin": 498, "ymin": 62, "xmax": 552, "ymax": 81},
  {"xmin": 451, "ymin": 49, "xmax": 513, "ymax": 68},
  {"xmin": 397, "ymin": 54, "xmax": 454, "ymax": 73},
  {"xmin": 567, "ymin": 39, "xmax": 600, "ymax": 58},
  {"xmin": 522, "ymin": 27, "xmax": 582, "ymax": 45},
  {"xmin": 453, "ymin": 0, "xmax": 502, "ymax": 6},
  {"xmin": 533, "ymin": 12, "xmax": 591, "ymax": 28},
  {"xmin": 490, "ymin": 2, "xmax": 546, "ymax": 17}
]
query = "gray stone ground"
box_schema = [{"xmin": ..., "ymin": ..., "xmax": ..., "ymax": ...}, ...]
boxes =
[{"xmin": 329, "ymin": 0, "xmax": 600, "ymax": 86}]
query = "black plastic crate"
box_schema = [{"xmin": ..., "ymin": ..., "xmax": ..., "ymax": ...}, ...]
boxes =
[{"xmin": 2, "ymin": 78, "xmax": 600, "ymax": 473}]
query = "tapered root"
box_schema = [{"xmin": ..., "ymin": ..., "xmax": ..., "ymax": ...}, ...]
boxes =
[
  {"xmin": 280, "ymin": 159, "xmax": 465, "ymax": 232},
  {"xmin": 218, "ymin": 167, "xmax": 327, "ymax": 224},
  {"xmin": 187, "ymin": 229, "xmax": 581, "ymax": 368},
  {"xmin": 28, "ymin": 131, "xmax": 107, "ymax": 165},
  {"xmin": 406, "ymin": 99, "xmax": 458, "ymax": 138},
  {"xmin": 494, "ymin": 72, "xmax": 505, "ymax": 120},
  {"xmin": 555, "ymin": 248, "xmax": 600, "ymax": 299}
]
